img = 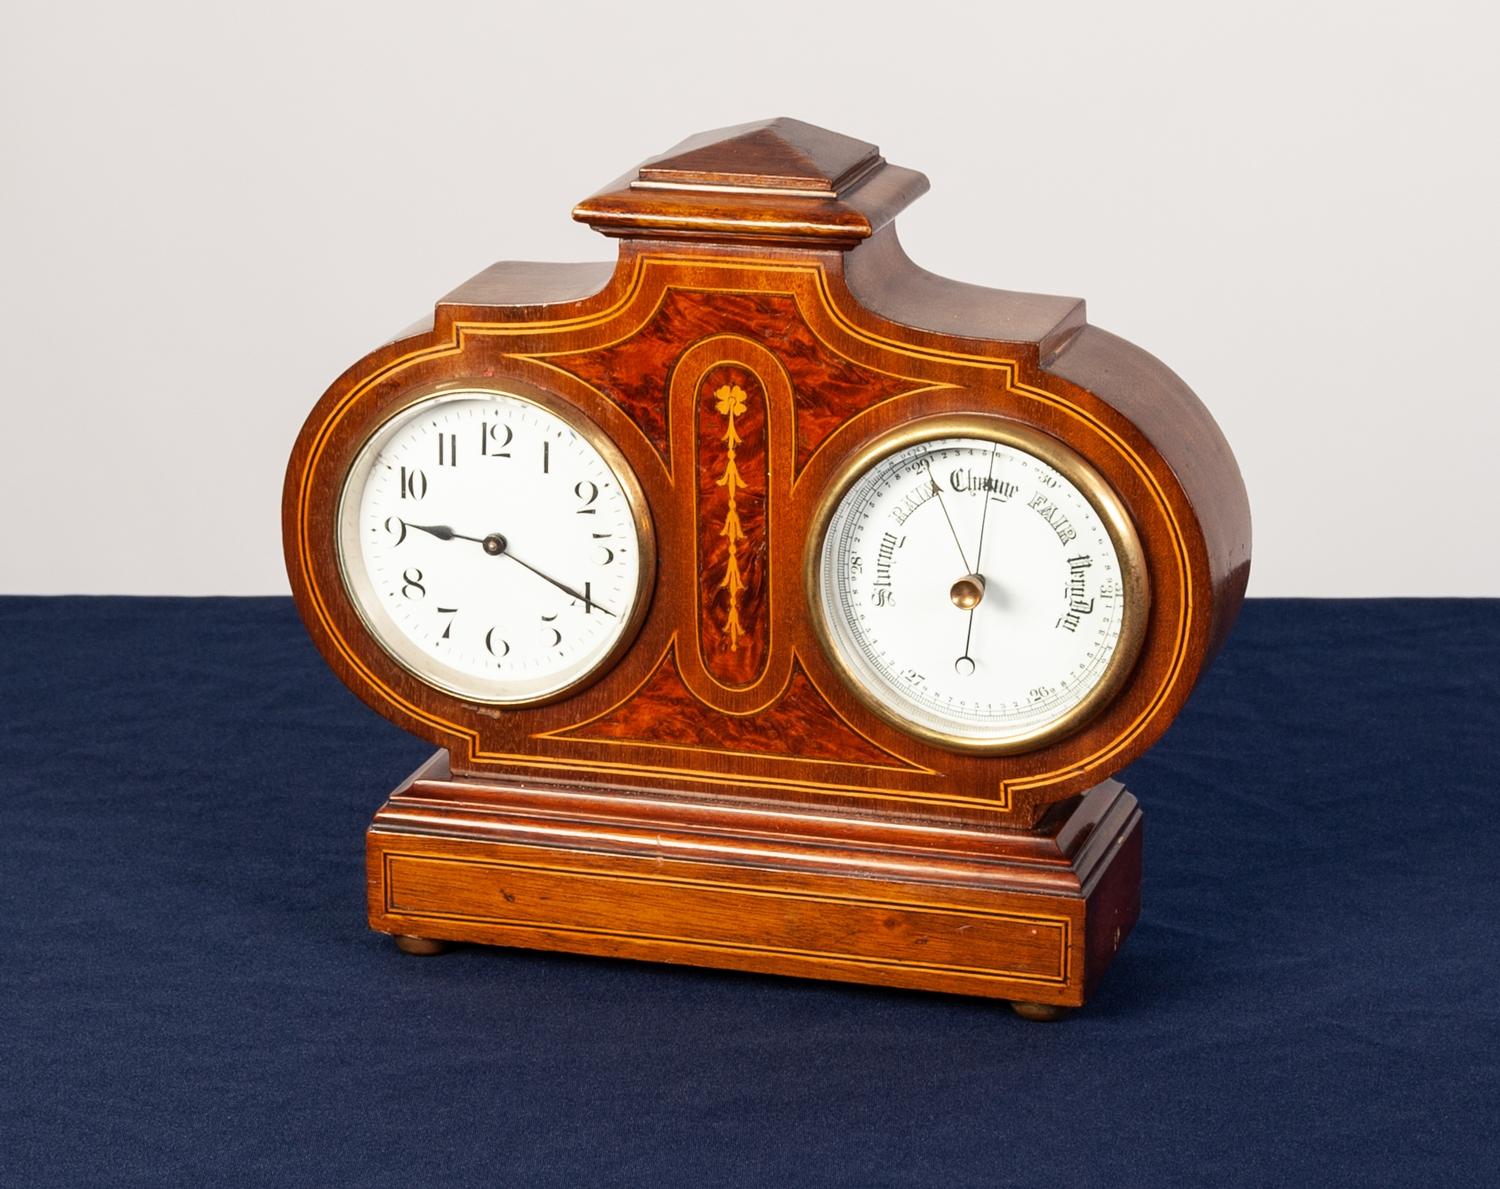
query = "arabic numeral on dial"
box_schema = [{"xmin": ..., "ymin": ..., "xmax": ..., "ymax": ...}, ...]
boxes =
[
  {"xmin": 591, "ymin": 531, "xmax": 615, "ymax": 565},
  {"xmin": 436, "ymin": 433, "xmax": 457, "ymax": 467},
  {"xmin": 436, "ymin": 606, "xmax": 458, "ymax": 640},
  {"xmin": 574, "ymin": 481, "xmax": 599, "ymax": 513},
  {"xmin": 399, "ymin": 467, "xmax": 427, "ymax": 500},
  {"xmin": 481, "ymin": 422, "xmax": 512, "ymax": 458},
  {"xmin": 1028, "ymin": 685, "xmax": 1056, "ymax": 701},
  {"xmin": 484, "ymin": 628, "xmax": 510, "ymax": 658},
  {"xmin": 401, "ymin": 568, "xmax": 426, "ymax": 599},
  {"xmin": 541, "ymin": 613, "xmax": 562, "ymax": 647},
  {"xmin": 383, "ymin": 516, "xmax": 407, "ymax": 545}
]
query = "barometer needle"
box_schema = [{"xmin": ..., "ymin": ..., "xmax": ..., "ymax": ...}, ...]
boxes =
[
  {"xmin": 399, "ymin": 519, "xmax": 616, "ymax": 616},
  {"xmin": 970, "ymin": 443, "xmax": 1000, "ymax": 577},
  {"xmin": 924, "ymin": 458, "xmax": 973, "ymax": 575},
  {"xmin": 959, "ymin": 443, "xmax": 1001, "ymax": 666}
]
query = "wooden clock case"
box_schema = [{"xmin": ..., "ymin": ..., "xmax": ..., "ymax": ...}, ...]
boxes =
[{"xmin": 283, "ymin": 119, "xmax": 1250, "ymax": 1016}]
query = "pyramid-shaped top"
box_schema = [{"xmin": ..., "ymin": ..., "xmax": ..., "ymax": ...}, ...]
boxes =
[
  {"xmin": 634, "ymin": 118, "xmax": 882, "ymax": 197},
  {"xmin": 574, "ymin": 118, "xmax": 928, "ymax": 249}
]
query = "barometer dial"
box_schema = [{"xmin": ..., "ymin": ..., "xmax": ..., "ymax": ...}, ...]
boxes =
[
  {"xmin": 337, "ymin": 388, "xmax": 654, "ymax": 705},
  {"xmin": 809, "ymin": 418, "xmax": 1148, "ymax": 753}
]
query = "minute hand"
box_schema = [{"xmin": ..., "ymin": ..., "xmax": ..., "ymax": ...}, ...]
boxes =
[
  {"xmin": 501, "ymin": 549, "xmax": 617, "ymax": 618},
  {"xmin": 403, "ymin": 520, "xmax": 616, "ymax": 617}
]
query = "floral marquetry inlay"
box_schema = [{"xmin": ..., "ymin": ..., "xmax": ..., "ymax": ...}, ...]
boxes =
[
  {"xmin": 714, "ymin": 383, "xmax": 749, "ymax": 650},
  {"xmin": 696, "ymin": 366, "xmax": 768, "ymax": 688}
]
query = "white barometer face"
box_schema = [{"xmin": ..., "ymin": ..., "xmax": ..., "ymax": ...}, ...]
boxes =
[
  {"xmin": 811, "ymin": 419, "xmax": 1147, "ymax": 753},
  {"xmin": 337, "ymin": 388, "xmax": 653, "ymax": 704}
]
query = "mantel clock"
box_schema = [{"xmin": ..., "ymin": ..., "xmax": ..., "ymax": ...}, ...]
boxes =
[{"xmin": 283, "ymin": 119, "xmax": 1250, "ymax": 1018}]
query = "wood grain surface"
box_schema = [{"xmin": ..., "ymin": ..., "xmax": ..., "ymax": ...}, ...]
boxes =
[
  {"xmin": 283, "ymin": 118, "xmax": 1249, "ymax": 1004},
  {"xmin": 368, "ymin": 753, "xmax": 1141, "ymax": 1006}
]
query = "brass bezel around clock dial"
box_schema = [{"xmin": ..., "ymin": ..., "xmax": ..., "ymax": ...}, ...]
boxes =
[{"xmin": 335, "ymin": 381, "xmax": 657, "ymax": 708}]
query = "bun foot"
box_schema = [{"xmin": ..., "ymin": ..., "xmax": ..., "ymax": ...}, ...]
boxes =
[
  {"xmin": 1010, "ymin": 1000, "xmax": 1071, "ymax": 1022},
  {"xmin": 393, "ymin": 934, "xmax": 448, "ymax": 956}
]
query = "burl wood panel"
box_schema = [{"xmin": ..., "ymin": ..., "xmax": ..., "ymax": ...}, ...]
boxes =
[
  {"xmin": 542, "ymin": 289, "xmax": 922, "ymax": 471},
  {"xmin": 695, "ymin": 365, "xmax": 768, "ymax": 685},
  {"xmin": 549, "ymin": 648, "xmax": 904, "ymax": 768}
]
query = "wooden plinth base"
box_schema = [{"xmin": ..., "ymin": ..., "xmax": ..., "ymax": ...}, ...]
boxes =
[{"xmin": 367, "ymin": 753, "xmax": 1142, "ymax": 1010}]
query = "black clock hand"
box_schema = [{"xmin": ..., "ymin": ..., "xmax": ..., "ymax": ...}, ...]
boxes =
[
  {"xmin": 498, "ymin": 545, "xmax": 618, "ymax": 618},
  {"xmin": 402, "ymin": 521, "xmax": 486, "ymax": 544},
  {"xmin": 924, "ymin": 458, "xmax": 974, "ymax": 576},
  {"xmin": 399, "ymin": 520, "xmax": 616, "ymax": 616}
]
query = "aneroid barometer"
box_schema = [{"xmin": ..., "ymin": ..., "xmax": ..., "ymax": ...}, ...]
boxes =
[{"xmin": 284, "ymin": 119, "xmax": 1250, "ymax": 1018}]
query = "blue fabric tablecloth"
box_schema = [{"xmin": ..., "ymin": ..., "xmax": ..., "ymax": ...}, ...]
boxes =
[{"xmin": 2, "ymin": 597, "xmax": 1495, "ymax": 1187}]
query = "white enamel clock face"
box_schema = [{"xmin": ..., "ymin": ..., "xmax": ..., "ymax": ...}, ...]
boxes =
[
  {"xmin": 337, "ymin": 389, "xmax": 652, "ymax": 704},
  {"xmin": 812, "ymin": 422, "xmax": 1147, "ymax": 753}
]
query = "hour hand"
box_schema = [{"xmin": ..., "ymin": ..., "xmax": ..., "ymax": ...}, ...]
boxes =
[{"xmin": 403, "ymin": 521, "xmax": 484, "ymax": 544}]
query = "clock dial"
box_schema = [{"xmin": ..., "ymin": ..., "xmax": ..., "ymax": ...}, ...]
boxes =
[
  {"xmin": 337, "ymin": 389, "xmax": 653, "ymax": 704},
  {"xmin": 810, "ymin": 420, "xmax": 1147, "ymax": 753}
]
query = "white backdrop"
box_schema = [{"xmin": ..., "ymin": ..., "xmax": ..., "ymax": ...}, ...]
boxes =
[{"xmin": 2, "ymin": 0, "xmax": 1495, "ymax": 595}]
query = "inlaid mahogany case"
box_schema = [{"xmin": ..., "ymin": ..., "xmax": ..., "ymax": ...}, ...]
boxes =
[{"xmin": 283, "ymin": 119, "xmax": 1250, "ymax": 1015}]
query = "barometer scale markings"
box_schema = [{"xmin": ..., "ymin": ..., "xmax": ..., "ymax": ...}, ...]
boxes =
[{"xmin": 818, "ymin": 436, "xmax": 1138, "ymax": 739}]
